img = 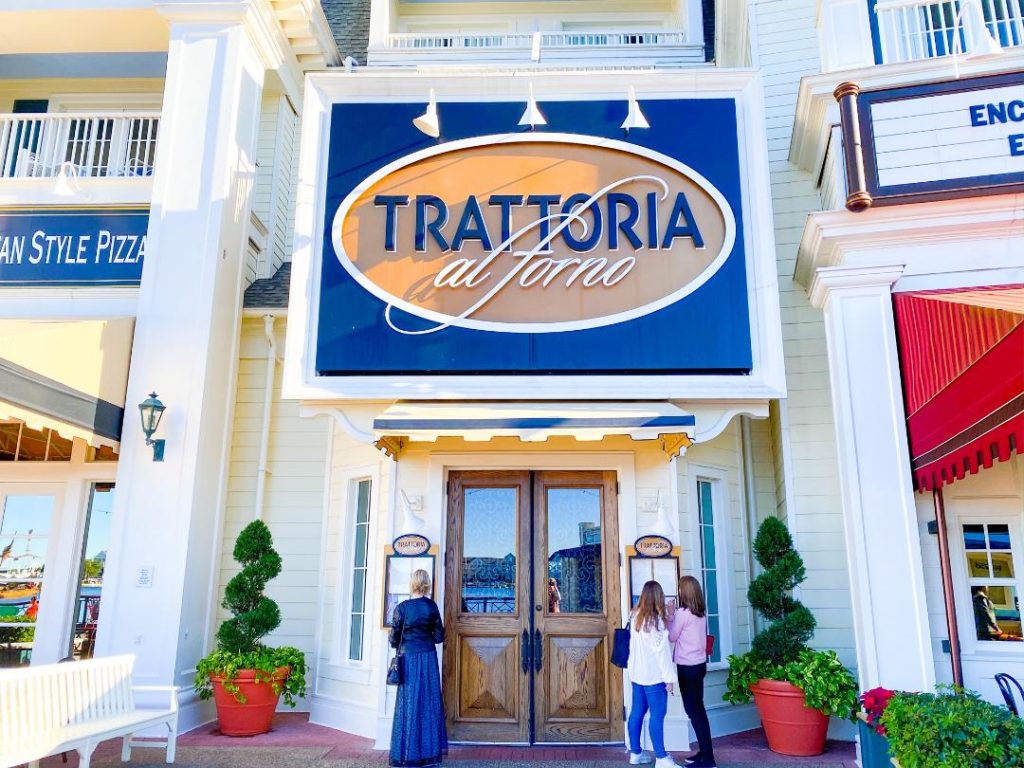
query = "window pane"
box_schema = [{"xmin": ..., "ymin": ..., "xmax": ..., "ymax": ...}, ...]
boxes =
[
  {"xmin": 988, "ymin": 524, "xmax": 1011, "ymax": 550},
  {"xmin": 69, "ymin": 485, "xmax": 114, "ymax": 661},
  {"xmin": 0, "ymin": 494, "xmax": 54, "ymax": 668},
  {"xmin": 972, "ymin": 584, "xmax": 1022, "ymax": 641},
  {"xmin": 461, "ymin": 487, "xmax": 517, "ymax": 614},
  {"xmin": 966, "ymin": 552, "xmax": 992, "ymax": 578},
  {"xmin": 349, "ymin": 614, "xmax": 364, "ymax": 661},
  {"xmin": 354, "ymin": 524, "xmax": 368, "ymax": 568},
  {"xmin": 698, "ymin": 482, "xmax": 713, "ymax": 526},
  {"xmin": 707, "ymin": 614, "xmax": 721, "ymax": 663},
  {"xmin": 547, "ymin": 487, "xmax": 603, "ymax": 614},
  {"xmin": 701, "ymin": 525, "xmax": 717, "ymax": 569},
  {"xmin": 964, "ymin": 524, "xmax": 986, "ymax": 550},
  {"xmin": 992, "ymin": 552, "xmax": 1015, "ymax": 579},
  {"xmin": 350, "ymin": 569, "xmax": 366, "ymax": 614},
  {"xmin": 704, "ymin": 570, "xmax": 719, "ymax": 614},
  {"xmin": 355, "ymin": 480, "xmax": 371, "ymax": 524}
]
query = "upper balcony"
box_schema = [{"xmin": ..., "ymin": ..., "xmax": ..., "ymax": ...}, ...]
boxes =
[
  {"xmin": 370, "ymin": 29, "xmax": 705, "ymax": 66},
  {"xmin": 365, "ymin": 0, "xmax": 708, "ymax": 67},
  {"xmin": 0, "ymin": 112, "xmax": 159, "ymax": 206},
  {"xmin": 872, "ymin": 0, "xmax": 1024, "ymax": 64}
]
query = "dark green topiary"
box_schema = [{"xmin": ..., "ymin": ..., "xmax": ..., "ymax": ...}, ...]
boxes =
[
  {"xmin": 216, "ymin": 520, "xmax": 283, "ymax": 654},
  {"xmin": 195, "ymin": 520, "xmax": 307, "ymax": 706},
  {"xmin": 747, "ymin": 517, "xmax": 815, "ymax": 665},
  {"xmin": 724, "ymin": 517, "xmax": 857, "ymax": 719}
]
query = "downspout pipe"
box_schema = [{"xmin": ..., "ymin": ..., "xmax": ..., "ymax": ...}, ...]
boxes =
[
  {"xmin": 740, "ymin": 416, "xmax": 761, "ymax": 637},
  {"xmin": 933, "ymin": 487, "xmax": 964, "ymax": 687},
  {"xmin": 254, "ymin": 314, "xmax": 277, "ymax": 522}
]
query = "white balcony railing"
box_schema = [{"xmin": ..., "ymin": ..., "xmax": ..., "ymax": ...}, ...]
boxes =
[
  {"xmin": 0, "ymin": 112, "xmax": 160, "ymax": 180},
  {"xmin": 373, "ymin": 30, "xmax": 704, "ymax": 65},
  {"xmin": 874, "ymin": 0, "xmax": 1024, "ymax": 63}
]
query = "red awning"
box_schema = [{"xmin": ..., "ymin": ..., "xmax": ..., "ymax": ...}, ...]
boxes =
[{"xmin": 893, "ymin": 286, "xmax": 1024, "ymax": 491}]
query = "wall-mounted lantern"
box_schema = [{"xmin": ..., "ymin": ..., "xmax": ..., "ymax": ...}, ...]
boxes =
[{"xmin": 138, "ymin": 392, "xmax": 166, "ymax": 462}]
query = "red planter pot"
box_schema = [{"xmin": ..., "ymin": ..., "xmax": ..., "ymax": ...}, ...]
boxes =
[
  {"xmin": 210, "ymin": 666, "xmax": 290, "ymax": 737},
  {"xmin": 750, "ymin": 679, "xmax": 829, "ymax": 757}
]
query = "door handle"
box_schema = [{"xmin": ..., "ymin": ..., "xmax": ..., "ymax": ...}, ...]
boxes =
[
  {"xmin": 533, "ymin": 629, "xmax": 543, "ymax": 672},
  {"xmin": 521, "ymin": 628, "xmax": 532, "ymax": 674}
]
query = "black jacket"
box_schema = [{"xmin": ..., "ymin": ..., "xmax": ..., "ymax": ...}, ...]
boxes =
[{"xmin": 390, "ymin": 597, "xmax": 444, "ymax": 653}]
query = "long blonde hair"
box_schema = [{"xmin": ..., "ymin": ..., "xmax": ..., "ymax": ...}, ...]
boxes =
[
  {"xmin": 634, "ymin": 580, "xmax": 668, "ymax": 631},
  {"xmin": 677, "ymin": 575, "xmax": 706, "ymax": 618}
]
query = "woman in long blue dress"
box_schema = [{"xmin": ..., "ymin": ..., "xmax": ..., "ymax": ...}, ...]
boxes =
[{"xmin": 389, "ymin": 569, "xmax": 447, "ymax": 767}]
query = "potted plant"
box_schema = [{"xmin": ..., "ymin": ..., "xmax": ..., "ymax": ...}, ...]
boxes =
[
  {"xmin": 724, "ymin": 517, "xmax": 858, "ymax": 756},
  {"xmin": 881, "ymin": 686, "xmax": 1024, "ymax": 767},
  {"xmin": 195, "ymin": 520, "xmax": 307, "ymax": 736},
  {"xmin": 858, "ymin": 687, "xmax": 895, "ymax": 768}
]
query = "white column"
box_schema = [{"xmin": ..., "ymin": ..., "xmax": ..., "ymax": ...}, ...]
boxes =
[
  {"xmin": 817, "ymin": 0, "xmax": 877, "ymax": 71},
  {"xmin": 809, "ymin": 265, "xmax": 935, "ymax": 692},
  {"xmin": 96, "ymin": 2, "xmax": 265, "ymax": 723}
]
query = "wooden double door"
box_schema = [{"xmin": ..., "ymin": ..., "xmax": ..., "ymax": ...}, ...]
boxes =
[{"xmin": 443, "ymin": 470, "xmax": 623, "ymax": 744}]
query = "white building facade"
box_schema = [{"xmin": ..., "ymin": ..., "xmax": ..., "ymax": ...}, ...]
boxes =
[{"xmin": 0, "ymin": 0, "xmax": 1021, "ymax": 754}]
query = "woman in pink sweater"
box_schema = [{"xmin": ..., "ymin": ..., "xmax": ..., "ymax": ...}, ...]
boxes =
[{"xmin": 668, "ymin": 576, "xmax": 715, "ymax": 768}]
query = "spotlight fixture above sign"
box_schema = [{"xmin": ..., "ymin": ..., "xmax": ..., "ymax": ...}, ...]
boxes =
[
  {"xmin": 413, "ymin": 88, "xmax": 440, "ymax": 138},
  {"xmin": 518, "ymin": 82, "xmax": 547, "ymax": 129}
]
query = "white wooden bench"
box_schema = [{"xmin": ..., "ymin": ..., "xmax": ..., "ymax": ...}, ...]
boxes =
[{"xmin": 0, "ymin": 654, "xmax": 178, "ymax": 768}]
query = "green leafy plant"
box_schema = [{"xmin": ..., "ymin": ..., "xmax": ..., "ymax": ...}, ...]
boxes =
[
  {"xmin": 881, "ymin": 686, "xmax": 1024, "ymax": 767},
  {"xmin": 724, "ymin": 517, "xmax": 857, "ymax": 719},
  {"xmin": 194, "ymin": 520, "xmax": 307, "ymax": 706}
]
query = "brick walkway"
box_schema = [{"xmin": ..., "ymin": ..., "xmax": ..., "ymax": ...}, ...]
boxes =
[{"xmin": 40, "ymin": 713, "xmax": 858, "ymax": 768}]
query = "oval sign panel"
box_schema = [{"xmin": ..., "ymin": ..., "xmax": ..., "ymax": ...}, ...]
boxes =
[
  {"xmin": 332, "ymin": 133, "xmax": 736, "ymax": 335},
  {"xmin": 634, "ymin": 534, "xmax": 673, "ymax": 558},
  {"xmin": 393, "ymin": 533, "xmax": 430, "ymax": 557}
]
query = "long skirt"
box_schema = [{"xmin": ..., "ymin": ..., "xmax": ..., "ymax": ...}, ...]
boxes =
[{"xmin": 390, "ymin": 648, "xmax": 448, "ymax": 767}]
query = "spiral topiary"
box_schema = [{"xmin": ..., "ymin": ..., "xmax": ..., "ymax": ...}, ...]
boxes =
[
  {"xmin": 724, "ymin": 516, "xmax": 857, "ymax": 720},
  {"xmin": 747, "ymin": 516, "xmax": 816, "ymax": 666},
  {"xmin": 195, "ymin": 520, "xmax": 307, "ymax": 707},
  {"xmin": 217, "ymin": 520, "xmax": 283, "ymax": 654}
]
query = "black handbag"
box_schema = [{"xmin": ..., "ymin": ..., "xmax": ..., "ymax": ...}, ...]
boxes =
[
  {"xmin": 611, "ymin": 620, "xmax": 631, "ymax": 668},
  {"xmin": 387, "ymin": 615, "xmax": 405, "ymax": 685}
]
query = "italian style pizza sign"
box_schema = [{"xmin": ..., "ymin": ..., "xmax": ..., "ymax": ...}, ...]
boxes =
[{"xmin": 316, "ymin": 99, "xmax": 751, "ymax": 375}]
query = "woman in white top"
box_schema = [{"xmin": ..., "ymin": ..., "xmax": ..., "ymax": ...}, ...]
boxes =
[{"xmin": 626, "ymin": 581, "xmax": 678, "ymax": 767}]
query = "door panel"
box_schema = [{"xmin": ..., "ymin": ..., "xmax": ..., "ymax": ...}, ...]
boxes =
[
  {"xmin": 534, "ymin": 471, "xmax": 622, "ymax": 743},
  {"xmin": 444, "ymin": 471, "xmax": 530, "ymax": 743}
]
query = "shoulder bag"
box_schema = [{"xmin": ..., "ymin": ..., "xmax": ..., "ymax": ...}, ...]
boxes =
[
  {"xmin": 611, "ymin": 620, "xmax": 631, "ymax": 668},
  {"xmin": 387, "ymin": 613, "xmax": 406, "ymax": 685}
]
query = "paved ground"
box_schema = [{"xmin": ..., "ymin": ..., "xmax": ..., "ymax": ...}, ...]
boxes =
[{"xmin": 39, "ymin": 713, "xmax": 858, "ymax": 768}]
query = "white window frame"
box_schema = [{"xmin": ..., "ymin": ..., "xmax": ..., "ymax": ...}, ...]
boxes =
[
  {"xmin": 685, "ymin": 464, "xmax": 734, "ymax": 670},
  {"xmin": 330, "ymin": 464, "xmax": 380, "ymax": 669},
  {"xmin": 948, "ymin": 498, "xmax": 1024, "ymax": 659}
]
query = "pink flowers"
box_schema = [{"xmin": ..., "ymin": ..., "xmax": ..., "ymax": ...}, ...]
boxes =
[{"xmin": 860, "ymin": 687, "xmax": 896, "ymax": 735}]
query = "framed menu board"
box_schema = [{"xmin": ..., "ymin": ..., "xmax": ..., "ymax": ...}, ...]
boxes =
[{"xmin": 627, "ymin": 542, "xmax": 682, "ymax": 613}]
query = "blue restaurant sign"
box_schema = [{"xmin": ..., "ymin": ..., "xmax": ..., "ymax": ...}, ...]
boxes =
[
  {"xmin": 316, "ymin": 99, "xmax": 752, "ymax": 376},
  {"xmin": 0, "ymin": 206, "xmax": 148, "ymax": 286}
]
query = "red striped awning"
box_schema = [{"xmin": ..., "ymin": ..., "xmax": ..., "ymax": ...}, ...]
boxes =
[{"xmin": 893, "ymin": 287, "xmax": 1024, "ymax": 491}]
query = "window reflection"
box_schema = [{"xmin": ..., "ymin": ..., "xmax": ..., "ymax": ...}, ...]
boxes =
[
  {"xmin": 0, "ymin": 494, "xmax": 55, "ymax": 667},
  {"xmin": 547, "ymin": 488, "xmax": 603, "ymax": 614},
  {"xmin": 69, "ymin": 484, "xmax": 114, "ymax": 660},
  {"xmin": 963, "ymin": 522, "xmax": 1022, "ymax": 642},
  {"xmin": 461, "ymin": 488, "xmax": 517, "ymax": 614}
]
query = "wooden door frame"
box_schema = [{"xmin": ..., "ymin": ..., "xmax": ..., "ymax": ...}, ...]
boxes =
[{"xmin": 442, "ymin": 468, "xmax": 624, "ymax": 744}]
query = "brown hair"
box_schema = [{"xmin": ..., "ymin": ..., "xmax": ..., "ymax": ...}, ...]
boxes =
[
  {"xmin": 677, "ymin": 575, "xmax": 706, "ymax": 618},
  {"xmin": 634, "ymin": 580, "xmax": 668, "ymax": 631}
]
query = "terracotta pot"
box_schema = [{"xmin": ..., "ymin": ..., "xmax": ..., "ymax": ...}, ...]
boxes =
[
  {"xmin": 750, "ymin": 679, "xmax": 829, "ymax": 756},
  {"xmin": 210, "ymin": 666, "xmax": 290, "ymax": 736}
]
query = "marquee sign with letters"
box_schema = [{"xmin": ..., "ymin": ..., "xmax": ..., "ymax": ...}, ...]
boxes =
[
  {"xmin": 836, "ymin": 71, "xmax": 1024, "ymax": 211},
  {"xmin": 0, "ymin": 206, "xmax": 148, "ymax": 286},
  {"xmin": 314, "ymin": 98, "xmax": 753, "ymax": 376}
]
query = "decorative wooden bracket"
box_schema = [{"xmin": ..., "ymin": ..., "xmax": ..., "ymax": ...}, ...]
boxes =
[
  {"xmin": 659, "ymin": 433, "xmax": 693, "ymax": 460},
  {"xmin": 374, "ymin": 435, "xmax": 404, "ymax": 459}
]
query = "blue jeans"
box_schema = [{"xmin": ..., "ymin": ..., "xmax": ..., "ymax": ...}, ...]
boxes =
[{"xmin": 627, "ymin": 682, "xmax": 668, "ymax": 759}]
